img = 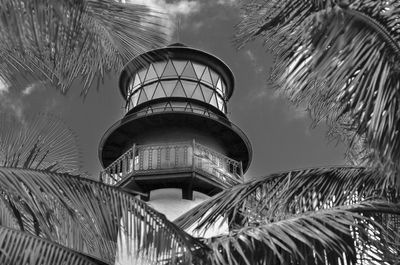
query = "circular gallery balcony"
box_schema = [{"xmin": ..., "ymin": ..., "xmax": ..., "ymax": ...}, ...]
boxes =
[{"xmin": 100, "ymin": 140, "xmax": 243, "ymax": 196}]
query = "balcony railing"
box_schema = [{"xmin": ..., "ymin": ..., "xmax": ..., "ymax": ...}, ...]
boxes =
[{"xmin": 100, "ymin": 140, "xmax": 243, "ymax": 188}]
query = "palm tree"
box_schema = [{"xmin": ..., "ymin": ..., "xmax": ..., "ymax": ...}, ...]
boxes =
[
  {"xmin": 1, "ymin": 1, "xmax": 400, "ymax": 264},
  {"xmin": 235, "ymin": 0, "xmax": 400, "ymax": 188},
  {"xmin": 0, "ymin": 0, "xmax": 168, "ymax": 95}
]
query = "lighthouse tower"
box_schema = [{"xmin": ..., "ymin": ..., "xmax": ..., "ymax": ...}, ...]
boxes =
[{"xmin": 99, "ymin": 43, "xmax": 252, "ymax": 223}]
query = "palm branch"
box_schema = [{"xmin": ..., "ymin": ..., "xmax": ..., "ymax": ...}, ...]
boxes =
[
  {"xmin": 236, "ymin": 0, "xmax": 400, "ymax": 187},
  {"xmin": 0, "ymin": 0, "xmax": 168, "ymax": 95},
  {"xmin": 0, "ymin": 114, "xmax": 208, "ymax": 265},
  {"xmin": 0, "ymin": 113, "xmax": 82, "ymax": 173},
  {"xmin": 0, "ymin": 225, "xmax": 108, "ymax": 265},
  {"xmin": 175, "ymin": 166, "xmax": 400, "ymax": 264},
  {"xmin": 0, "ymin": 167, "xmax": 209, "ymax": 264},
  {"xmin": 201, "ymin": 202, "xmax": 400, "ymax": 265}
]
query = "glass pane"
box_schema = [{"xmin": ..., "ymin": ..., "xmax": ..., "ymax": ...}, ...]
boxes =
[
  {"xmin": 217, "ymin": 95, "xmax": 225, "ymax": 112},
  {"xmin": 144, "ymin": 83, "xmax": 157, "ymax": 99},
  {"xmin": 137, "ymin": 90, "xmax": 148, "ymax": 105},
  {"xmin": 162, "ymin": 60, "xmax": 178, "ymax": 77},
  {"xmin": 172, "ymin": 60, "xmax": 187, "ymax": 75},
  {"xmin": 181, "ymin": 80, "xmax": 197, "ymax": 97},
  {"xmin": 161, "ymin": 80, "xmax": 177, "ymax": 96},
  {"xmin": 201, "ymin": 84, "xmax": 213, "ymax": 102},
  {"xmin": 185, "ymin": 103, "xmax": 193, "ymax": 111},
  {"xmin": 193, "ymin": 108, "xmax": 203, "ymax": 115},
  {"xmin": 182, "ymin": 61, "xmax": 197, "ymax": 79},
  {"xmin": 145, "ymin": 64, "xmax": 158, "ymax": 81},
  {"xmin": 165, "ymin": 103, "xmax": 173, "ymax": 112},
  {"xmin": 137, "ymin": 68, "xmax": 147, "ymax": 83},
  {"xmin": 153, "ymin": 83, "xmax": 166, "ymax": 99},
  {"xmin": 171, "ymin": 102, "xmax": 186, "ymax": 111},
  {"xmin": 222, "ymin": 81, "xmax": 226, "ymax": 95},
  {"xmin": 171, "ymin": 81, "xmax": 186, "ymax": 97},
  {"xmin": 191, "ymin": 85, "xmax": 205, "ymax": 101},
  {"xmin": 209, "ymin": 93, "xmax": 218, "ymax": 108},
  {"xmin": 131, "ymin": 91, "xmax": 139, "ymax": 106},
  {"xmin": 201, "ymin": 67, "xmax": 213, "ymax": 84},
  {"xmin": 209, "ymin": 69, "xmax": 219, "ymax": 86},
  {"xmin": 192, "ymin": 62, "xmax": 206, "ymax": 79},
  {"xmin": 216, "ymin": 78, "xmax": 223, "ymax": 95},
  {"xmin": 133, "ymin": 74, "xmax": 141, "ymax": 88},
  {"xmin": 153, "ymin": 61, "xmax": 167, "ymax": 77},
  {"xmin": 128, "ymin": 80, "xmax": 135, "ymax": 95}
]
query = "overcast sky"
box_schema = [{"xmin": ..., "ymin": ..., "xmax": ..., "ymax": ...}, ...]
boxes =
[{"xmin": 0, "ymin": 0, "xmax": 347, "ymax": 179}]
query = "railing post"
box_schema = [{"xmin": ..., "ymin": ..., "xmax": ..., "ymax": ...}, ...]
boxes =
[
  {"xmin": 131, "ymin": 144, "xmax": 136, "ymax": 175},
  {"xmin": 192, "ymin": 139, "xmax": 196, "ymax": 171},
  {"xmin": 239, "ymin": 161, "xmax": 244, "ymax": 179},
  {"xmin": 99, "ymin": 171, "xmax": 103, "ymax": 183}
]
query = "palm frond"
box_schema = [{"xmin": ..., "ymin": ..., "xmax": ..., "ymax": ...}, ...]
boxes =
[
  {"xmin": 175, "ymin": 166, "xmax": 394, "ymax": 231},
  {"xmin": 0, "ymin": 0, "xmax": 168, "ymax": 95},
  {"xmin": 0, "ymin": 167, "xmax": 208, "ymax": 264},
  {"xmin": 0, "ymin": 225, "xmax": 106, "ymax": 265},
  {"xmin": 236, "ymin": 1, "xmax": 400, "ymax": 187},
  {"xmin": 201, "ymin": 202, "xmax": 400, "ymax": 265},
  {"xmin": 0, "ymin": 113, "xmax": 81, "ymax": 173}
]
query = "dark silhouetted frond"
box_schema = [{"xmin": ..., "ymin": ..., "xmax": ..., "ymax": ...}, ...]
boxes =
[
  {"xmin": 176, "ymin": 167, "xmax": 400, "ymax": 264},
  {"xmin": 201, "ymin": 202, "xmax": 400, "ymax": 265},
  {"xmin": 0, "ymin": 0, "xmax": 168, "ymax": 95},
  {"xmin": 0, "ymin": 225, "xmax": 106, "ymax": 265},
  {"xmin": 176, "ymin": 167, "xmax": 393, "ymax": 230},
  {"xmin": 236, "ymin": 0, "xmax": 400, "ymax": 187},
  {"xmin": 0, "ymin": 167, "xmax": 208, "ymax": 264},
  {"xmin": 0, "ymin": 113, "xmax": 81, "ymax": 173}
]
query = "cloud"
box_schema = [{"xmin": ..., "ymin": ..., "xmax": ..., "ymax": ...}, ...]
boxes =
[
  {"xmin": 0, "ymin": 77, "xmax": 9, "ymax": 95},
  {"xmin": 0, "ymin": 78, "xmax": 22, "ymax": 119},
  {"xmin": 217, "ymin": 0, "xmax": 238, "ymax": 6},
  {"xmin": 125, "ymin": 0, "xmax": 202, "ymax": 40},
  {"xmin": 22, "ymin": 83, "xmax": 37, "ymax": 95},
  {"xmin": 245, "ymin": 50, "xmax": 264, "ymax": 74},
  {"xmin": 127, "ymin": 0, "xmax": 201, "ymax": 16},
  {"xmin": 0, "ymin": 93, "xmax": 25, "ymax": 122}
]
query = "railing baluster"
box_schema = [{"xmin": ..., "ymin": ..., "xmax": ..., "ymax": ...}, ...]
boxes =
[
  {"xmin": 174, "ymin": 146, "xmax": 178, "ymax": 167},
  {"xmin": 157, "ymin": 147, "xmax": 161, "ymax": 169},
  {"xmin": 122, "ymin": 156, "xmax": 126, "ymax": 178}
]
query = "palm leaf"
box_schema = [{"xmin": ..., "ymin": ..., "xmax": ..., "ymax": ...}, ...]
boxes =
[
  {"xmin": 0, "ymin": 167, "xmax": 208, "ymax": 264},
  {"xmin": 0, "ymin": 225, "xmax": 107, "ymax": 265},
  {"xmin": 0, "ymin": 113, "xmax": 82, "ymax": 173},
  {"xmin": 0, "ymin": 0, "xmax": 168, "ymax": 95},
  {"xmin": 236, "ymin": 0, "xmax": 400, "ymax": 187},
  {"xmin": 201, "ymin": 202, "xmax": 400, "ymax": 265},
  {"xmin": 175, "ymin": 167, "xmax": 400, "ymax": 264},
  {"xmin": 175, "ymin": 166, "xmax": 394, "ymax": 230}
]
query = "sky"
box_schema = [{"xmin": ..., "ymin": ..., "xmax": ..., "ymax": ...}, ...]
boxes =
[{"xmin": 0, "ymin": 0, "xmax": 347, "ymax": 179}]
